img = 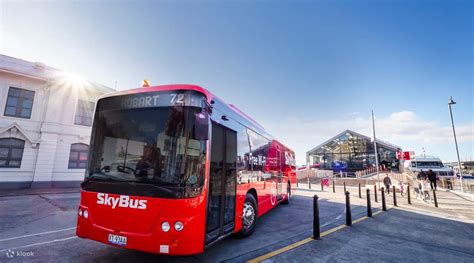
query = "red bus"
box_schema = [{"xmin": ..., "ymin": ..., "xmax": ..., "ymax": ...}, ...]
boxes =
[{"xmin": 76, "ymin": 84, "xmax": 296, "ymax": 255}]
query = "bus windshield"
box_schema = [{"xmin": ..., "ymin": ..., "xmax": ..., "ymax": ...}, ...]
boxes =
[{"xmin": 83, "ymin": 101, "xmax": 208, "ymax": 198}]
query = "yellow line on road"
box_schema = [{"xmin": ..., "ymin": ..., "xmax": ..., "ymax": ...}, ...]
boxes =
[
  {"xmin": 247, "ymin": 237, "xmax": 314, "ymax": 263},
  {"xmin": 247, "ymin": 211, "xmax": 386, "ymax": 263},
  {"xmin": 320, "ymin": 224, "xmax": 346, "ymax": 237},
  {"xmin": 352, "ymin": 216, "xmax": 368, "ymax": 224}
]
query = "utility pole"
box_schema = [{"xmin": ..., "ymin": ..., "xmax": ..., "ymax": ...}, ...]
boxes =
[
  {"xmin": 448, "ymin": 97, "xmax": 464, "ymax": 192},
  {"xmin": 372, "ymin": 110, "xmax": 380, "ymax": 189}
]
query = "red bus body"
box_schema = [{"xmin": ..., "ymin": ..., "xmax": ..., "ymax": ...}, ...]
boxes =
[{"xmin": 76, "ymin": 84, "xmax": 295, "ymax": 255}]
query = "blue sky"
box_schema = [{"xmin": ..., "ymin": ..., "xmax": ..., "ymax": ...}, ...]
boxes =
[{"xmin": 1, "ymin": 0, "xmax": 472, "ymax": 164}]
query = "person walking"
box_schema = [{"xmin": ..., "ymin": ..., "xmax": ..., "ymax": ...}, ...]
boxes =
[
  {"xmin": 399, "ymin": 181, "xmax": 405, "ymax": 197},
  {"xmin": 421, "ymin": 177, "xmax": 431, "ymax": 202},
  {"xmin": 418, "ymin": 169, "xmax": 426, "ymax": 180},
  {"xmin": 383, "ymin": 174, "xmax": 392, "ymax": 194},
  {"xmin": 427, "ymin": 169, "xmax": 437, "ymax": 190}
]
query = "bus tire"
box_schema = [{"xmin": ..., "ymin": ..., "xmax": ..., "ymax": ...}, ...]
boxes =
[
  {"xmin": 236, "ymin": 194, "xmax": 258, "ymax": 238},
  {"xmin": 282, "ymin": 183, "xmax": 291, "ymax": 204}
]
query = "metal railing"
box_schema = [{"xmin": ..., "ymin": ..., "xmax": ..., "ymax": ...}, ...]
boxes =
[{"xmin": 398, "ymin": 171, "xmax": 474, "ymax": 195}]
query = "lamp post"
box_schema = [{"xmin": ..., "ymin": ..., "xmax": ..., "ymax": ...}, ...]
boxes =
[
  {"xmin": 372, "ymin": 110, "xmax": 380, "ymax": 189},
  {"xmin": 448, "ymin": 96, "xmax": 464, "ymax": 192}
]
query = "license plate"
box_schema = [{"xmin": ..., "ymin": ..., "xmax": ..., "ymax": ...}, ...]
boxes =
[{"xmin": 108, "ymin": 234, "xmax": 127, "ymax": 246}]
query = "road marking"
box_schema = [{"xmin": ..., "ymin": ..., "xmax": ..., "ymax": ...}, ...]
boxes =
[
  {"xmin": 247, "ymin": 210, "xmax": 386, "ymax": 263},
  {"xmin": 247, "ymin": 237, "xmax": 314, "ymax": 263},
  {"xmin": 0, "ymin": 227, "xmax": 76, "ymax": 242},
  {"xmin": 320, "ymin": 224, "xmax": 346, "ymax": 237},
  {"xmin": 352, "ymin": 216, "xmax": 368, "ymax": 224},
  {"xmin": 0, "ymin": 236, "xmax": 77, "ymax": 253}
]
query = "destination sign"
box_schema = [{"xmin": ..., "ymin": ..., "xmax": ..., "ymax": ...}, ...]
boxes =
[{"xmin": 98, "ymin": 90, "xmax": 206, "ymax": 111}]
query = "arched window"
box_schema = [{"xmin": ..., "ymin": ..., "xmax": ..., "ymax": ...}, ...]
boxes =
[
  {"xmin": 0, "ymin": 138, "xmax": 25, "ymax": 168},
  {"xmin": 69, "ymin": 143, "xmax": 89, "ymax": 169}
]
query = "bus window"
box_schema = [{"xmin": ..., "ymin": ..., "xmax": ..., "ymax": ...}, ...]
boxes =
[
  {"xmin": 84, "ymin": 103, "xmax": 207, "ymax": 198},
  {"xmin": 246, "ymin": 129, "xmax": 270, "ymax": 172}
]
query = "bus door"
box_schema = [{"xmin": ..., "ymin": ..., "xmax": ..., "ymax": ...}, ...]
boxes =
[
  {"xmin": 206, "ymin": 122, "xmax": 237, "ymax": 244},
  {"xmin": 276, "ymin": 149, "xmax": 283, "ymax": 201}
]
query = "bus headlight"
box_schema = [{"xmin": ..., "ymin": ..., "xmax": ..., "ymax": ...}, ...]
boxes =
[
  {"xmin": 161, "ymin": 222, "xmax": 170, "ymax": 232},
  {"xmin": 78, "ymin": 208, "xmax": 83, "ymax": 217},
  {"xmin": 174, "ymin": 221, "xmax": 184, "ymax": 232},
  {"xmin": 83, "ymin": 210, "xmax": 89, "ymax": 219}
]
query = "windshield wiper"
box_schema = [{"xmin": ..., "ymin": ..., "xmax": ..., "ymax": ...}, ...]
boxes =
[
  {"xmin": 128, "ymin": 181, "xmax": 183, "ymax": 195},
  {"xmin": 82, "ymin": 172, "xmax": 127, "ymax": 185}
]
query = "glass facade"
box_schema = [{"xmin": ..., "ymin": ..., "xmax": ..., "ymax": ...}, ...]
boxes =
[{"xmin": 307, "ymin": 131, "xmax": 401, "ymax": 173}]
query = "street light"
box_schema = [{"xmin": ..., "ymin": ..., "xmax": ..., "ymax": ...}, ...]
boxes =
[{"xmin": 448, "ymin": 96, "xmax": 464, "ymax": 192}]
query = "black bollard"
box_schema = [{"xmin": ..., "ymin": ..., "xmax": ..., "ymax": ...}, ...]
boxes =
[
  {"xmin": 321, "ymin": 180, "xmax": 324, "ymax": 191},
  {"xmin": 308, "ymin": 176, "xmax": 311, "ymax": 189},
  {"xmin": 296, "ymin": 177, "xmax": 299, "ymax": 188},
  {"xmin": 343, "ymin": 182, "xmax": 346, "ymax": 193},
  {"xmin": 332, "ymin": 179, "xmax": 335, "ymax": 193},
  {"xmin": 358, "ymin": 183, "xmax": 362, "ymax": 198},
  {"xmin": 345, "ymin": 191, "xmax": 352, "ymax": 226},
  {"xmin": 433, "ymin": 190, "xmax": 438, "ymax": 208},
  {"xmin": 407, "ymin": 184, "xmax": 411, "ymax": 204},
  {"xmin": 366, "ymin": 189, "xmax": 372, "ymax": 217},
  {"xmin": 393, "ymin": 185, "xmax": 397, "ymax": 206},
  {"xmin": 374, "ymin": 184, "xmax": 378, "ymax": 203},
  {"xmin": 381, "ymin": 187, "xmax": 387, "ymax": 211},
  {"xmin": 313, "ymin": 195, "xmax": 320, "ymax": 239}
]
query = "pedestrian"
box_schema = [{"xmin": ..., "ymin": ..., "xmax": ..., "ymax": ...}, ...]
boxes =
[
  {"xmin": 417, "ymin": 169, "xmax": 426, "ymax": 180},
  {"xmin": 415, "ymin": 178, "xmax": 422, "ymax": 199},
  {"xmin": 421, "ymin": 178, "xmax": 431, "ymax": 202},
  {"xmin": 427, "ymin": 169, "xmax": 437, "ymax": 190},
  {"xmin": 446, "ymin": 177, "xmax": 453, "ymax": 190},
  {"xmin": 383, "ymin": 174, "xmax": 391, "ymax": 194},
  {"xmin": 399, "ymin": 181, "xmax": 405, "ymax": 197}
]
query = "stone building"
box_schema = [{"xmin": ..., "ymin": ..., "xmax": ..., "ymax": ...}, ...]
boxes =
[{"xmin": 0, "ymin": 54, "xmax": 114, "ymax": 189}]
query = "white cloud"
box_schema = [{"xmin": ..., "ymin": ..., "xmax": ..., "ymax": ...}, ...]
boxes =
[{"xmin": 261, "ymin": 111, "xmax": 474, "ymax": 165}]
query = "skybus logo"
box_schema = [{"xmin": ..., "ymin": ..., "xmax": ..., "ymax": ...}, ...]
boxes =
[{"xmin": 97, "ymin": 193, "xmax": 147, "ymax": 209}]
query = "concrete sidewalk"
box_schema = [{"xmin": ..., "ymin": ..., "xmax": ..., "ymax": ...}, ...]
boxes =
[
  {"xmin": 263, "ymin": 207, "xmax": 474, "ymax": 262},
  {"xmin": 295, "ymin": 180, "xmax": 474, "ymax": 223},
  {"xmin": 250, "ymin": 185, "xmax": 474, "ymax": 262},
  {"xmin": 0, "ymin": 187, "xmax": 80, "ymax": 197}
]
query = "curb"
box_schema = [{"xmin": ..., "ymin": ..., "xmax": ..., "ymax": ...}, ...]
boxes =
[{"xmin": 0, "ymin": 189, "xmax": 81, "ymax": 198}]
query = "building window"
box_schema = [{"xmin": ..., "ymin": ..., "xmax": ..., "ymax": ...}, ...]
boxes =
[
  {"xmin": 74, "ymin": 100, "xmax": 94, "ymax": 126},
  {"xmin": 0, "ymin": 138, "xmax": 25, "ymax": 168},
  {"xmin": 69, "ymin": 143, "xmax": 89, "ymax": 169},
  {"xmin": 4, "ymin": 87, "xmax": 35, "ymax": 119}
]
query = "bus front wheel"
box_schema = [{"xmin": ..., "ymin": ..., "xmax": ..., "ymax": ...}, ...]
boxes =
[{"xmin": 237, "ymin": 194, "xmax": 257, "ymax": 238}]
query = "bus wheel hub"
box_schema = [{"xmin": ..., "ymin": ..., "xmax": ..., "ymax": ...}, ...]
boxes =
[{"xmin": 243, "ymin": 202, "xmax": 255, "ymax": 228}]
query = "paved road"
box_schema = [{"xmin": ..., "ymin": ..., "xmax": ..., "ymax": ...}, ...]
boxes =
[
  {"xmin": 0, "ymin": 190, "xmax": 369, "ymax": 262},
  {"xmin": 267, "ymin": 208, "xmax": 474, "ymax": 263}
]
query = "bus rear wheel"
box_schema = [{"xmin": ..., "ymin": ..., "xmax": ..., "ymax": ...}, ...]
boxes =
[
  {"xmin": 236, "ymin": 194, "xmax": 257, "ymax": 238},
  {"xmin": 282, "ymin": 183, "xmax": 291, "ymax": 204}
]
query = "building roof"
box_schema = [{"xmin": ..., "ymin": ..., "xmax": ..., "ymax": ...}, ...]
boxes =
[
  {"xmin": 307, "ymin": 129, "xmax": 401, "ymax": 155},
  {"xmin": 0, "ymin": 54, "xmax": 114, "ymax": 93}
]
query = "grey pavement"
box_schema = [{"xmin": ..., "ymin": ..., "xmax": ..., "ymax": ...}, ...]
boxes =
[
  {"xmin": 0, "ymin": 189, "xmax": 368, "ymax": 263},
  {"xmin": 266, "ymin": 207, "xmax": 474, "ymax": 263},
  {"xmin": 0, "ymin": 187, "xmax": 80, "ymax": 197},
  {"xmin": 0, "ymin": 186, "xmax": 472, "ymax": 262}
]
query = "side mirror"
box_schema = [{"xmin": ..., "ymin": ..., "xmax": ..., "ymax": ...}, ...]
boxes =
[{"xmin": 194, "ymin": 112, "xmax": 209, "ymax": 140}]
